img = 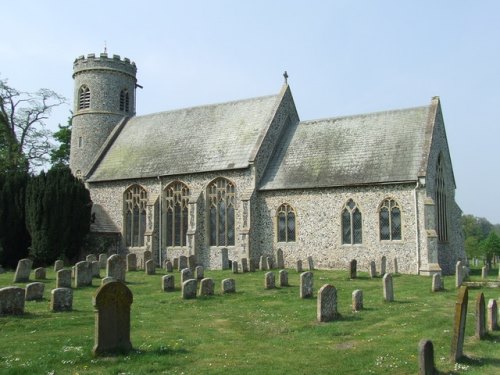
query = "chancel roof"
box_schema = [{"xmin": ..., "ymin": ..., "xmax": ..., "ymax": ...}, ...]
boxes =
[
  {"xmin": 88, "ymin": 94, "xmax": 280, "ymax": 181},
  {"xmin": 259, "ymin": 105, "xmax": 432, "ymax": 190}
]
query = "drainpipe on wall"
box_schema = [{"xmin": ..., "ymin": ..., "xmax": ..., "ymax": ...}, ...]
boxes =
[
  {"xmin": 157, "ymin": 176, "xmax": 162, "ymax": 267},
  {"xmin": 414, "ymin": 179, "xmax": 422, "ymax": 275}
]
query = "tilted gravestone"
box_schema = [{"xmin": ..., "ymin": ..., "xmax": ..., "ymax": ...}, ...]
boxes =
[
  {"xmin": 199, "ymin": 278, "xmax": 214, "ymax": 296},
  {"xmin": 383, "ymin": 273, "xmax": 394, "ymax": 302},
  {"xmin": 143, "ymin": 250, "xmax": 152, "ymax": 269},
  {"xmin": 56, "ymin": 269, "xmax": 72, "ymax": 288},
  {"xmin": 54, "ymin": 259, "xmax": 64, "ymax": 272},
  {"xmin": 475, "ymin": 292, "xmax": 486, "ymax": 340},
  {"xmin": 349, "ymin": 259, "xmax": 357, "ymax": 279},
  {"xmin": 180, "ymin": 268, "xmax": 192, "ymax": 284},
  {"xmin": 93, "ymin": 281, "xmax": 133, "ymax": 356},
  {"xmin": 13, "ymin": 258, "xmax": 33, "ymax": 283},
  {"xmin": 296, "ymin": 260, "xmax": 303, "ymax": 273},
  {"xmin": 25, "ymin": 282, "xmax": 44, "ymax": 301},
  {"xmin": 98, "ymin": 253, "xmax": 107, "ymax": 269},
  {"xmin": 300, "ymin": 271, "xmax": 313, "ymax": 299},
  {"xmin": 487, "ymin": 299, "xmax": 498, "ymax": 332},
  {"xmin": 352, "ymin": 289, "xmax": 363, "ymax": 312},
  {"xmin": 221, "ymin": 278, "xmax": 236, "ymax": 294},
  {"xmin": 431, "ymin": 273, "xmax": 443, "ymax": 292},
  {"xmin": 126, "ymin": 253, "xmax": 137, "ymax": 272},
  {"xmin": 418, "ymin": 339, "xmax": 436, "ymax": 375},
  {"xmin": 162, "ymin": 275, "xmax": 175, "ymax": 292},
  {"xmin": 232, "ymin": 261, "xmax": 239, "ymax": 274},
  {"xmin": 307, "ymin": 256, "xmax": 314, "ymax": 271},
  {"xmin": 195, "ymin": 266, "xmax": 204, "ymax": 280},
  {"xmin": 279, "ymin": 269, "xmax": 289, "ymax": 287},
  {"xmin": 34, "ymin": 267, "xmax": 46, "ymax": 280},
  {"xmin": 182, "ymin": 279, "xmax": 197, "ymax": 299},
  {"xmin": 50, "ymin": 287, "xmax": 73, "ymax": 312},
  {"xmin": 265, "ymin": 272, "xmax": 275, "ymax": 289},
  {"xmin": 276, "ymin": 248, "xmax": 284, "ymax": 269},
  {"xmin": 369, "ymin": 261, "xmax": 376, "ymax": 278},
  {"xmin": 165, "ymin": 260, "xmax": 173, "ymax": 273},
  {"xmin": 317, "ymin": 284, "xmax": 338, "ymax": 322},
  {"xmin": 74, "ymin": 261, "xmax": 93, "ymax": 288},
  {"xmin": 450, "ymin": 286, "xmax": 468, "ymax": 362},
  {"xmin": 380, "ymin": 256, "xmax": 387, "ymax": 276},
  {"xmin": 0, "ymin": 286, "xmax": 25, "ymax": 315},
  {"xmin": 91, "ymin": 261, "xmax": 101, "ymax": 278},
  {"xmin": 259, "ymin": 256, "xmax": 267, "ymax": 271},
  {"xmin": 241, "ymin": 258, "xmax": 249, "ymax": 273},
  {"xmin": 145, "ymin": 260, "xmax": 155, "ymax": 275},
  {"xmin": 107, "ymin": 254, "xmax": 126, "ymax": 282},
  {"xmin": 455, "ymin": 261, "xmax": 463, "ymax": 288}
]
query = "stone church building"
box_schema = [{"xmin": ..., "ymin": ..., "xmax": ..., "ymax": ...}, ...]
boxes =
[{"xmin": 70, "ymin": 53, "xmax": 465, "ymax": 275}]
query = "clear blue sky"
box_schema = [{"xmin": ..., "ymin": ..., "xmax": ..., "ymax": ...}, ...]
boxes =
[{"xmin": 2, "ymin": 1, "xmax": 499, "ymax": 223}]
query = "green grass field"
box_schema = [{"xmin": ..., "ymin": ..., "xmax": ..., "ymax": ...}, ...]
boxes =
[{"xmin": 0, "ymin": 265, "xmax": 499, "ymax": 374}]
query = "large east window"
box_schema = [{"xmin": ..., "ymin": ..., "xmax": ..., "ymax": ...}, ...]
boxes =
[
  {"xmin": 163, "ymin": 181, "xmax": 189, "ymax": 247},
  {"xmin": 342, "ymin": 199, "xmax": 362, "ymax": 244},
  {"xmin": 277, "ymin": 203, "xmax": 296, "ymax": 242},
  {"xmin": 208, "ymin": 178, "xmax": 235, "ymax": 246},
  {"xmin": 124, "ymin": 185, "xmax": 147, "ymax": 247},
  {"xmin": 379, "ymin": 198, "xmax": 402, "ymax": 241}
]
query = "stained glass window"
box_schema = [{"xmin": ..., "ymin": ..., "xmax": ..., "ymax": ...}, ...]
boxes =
[
  {"xmin": 435, "ymin": 155, "xmax": 448, "ymax": 242},
  {"xmin": 341, "ymin": 199, "xmax": 362, "ymax": 244},
  {"xmin": 277, "ymin": 204, "xmax": 296, "ymax": 242},
  {"xmin": 124, "ymin": 185, "xmax": 148, "ymax": 247},
  {"xmin": 208, "ymin": 178, "xmax": 235, "ymax": 246},
  {"xmin": 163, "ymin": 182, "xmax": 189, "ymax": 247},
  {"xmin": 379, "ymin": 199, "xmax": 401, "ymax": 241}
]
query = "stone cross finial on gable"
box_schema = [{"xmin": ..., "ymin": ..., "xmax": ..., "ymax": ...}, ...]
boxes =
[{"xmin": 283, "ymin": 71, "xmax": 288, "ymax": 84}]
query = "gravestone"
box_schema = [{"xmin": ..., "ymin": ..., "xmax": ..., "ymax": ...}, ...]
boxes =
[
  {"xmin": 56, "ymin": 269, "xmax": 72, "ymax": 288},
  {"xmin": 276, "ymin": 248, "xmax": 284, "ymax": 269},
  {"xmin": 221, "ymin": 278, "xmax": 236, "ymax": 294},
  {"xmin": 188, "ymin": 255, "xmax": 196, "ymax": 271},
  {"xmin": 182, "ymin": 279, "xmax": 197, "ymax": 299},
  {"xmin": 369, "ymin": 261, "xmax": 376, "ymax": 278},
  {"xmin": 173, "ymin": 257, "xmax": 179, "ymax": 270},
  {"xmin": 25, "ymin": 282, "xmax": 44, "ymax": 301},
  {"xmin": 307, "ymin": 256, "xmax": 314, "ymax": 271},
  {"xmin": 180, "ymin": 268, "xmax": 193, "ymax": 284},
  {"xmin": 126, "ymin": 253, "xmax": 137, "ymax": 272},
  {"xmin": 165, "ymin": 260, "xmax": 173, "ymax": 273},
  {"xmin": 487, "ymin": 299, "xmax": 498, "ymax": 331},
  {"xmin": 380, "ymin": 256, "xmax": 387, "ymax": 276},
  {"xmin": 296, "ymin": 260, "xmax": 303, "ymax": 273},
  {"xmin": 145, "ymin": 260, "xmax": 155, "ymax": 275},
  {"xmin": 98, "ymin": 253, "xmax": 107, "ymax": 269},
  {"xmin": 232, "ymin": 261, "xmax": 239, "ymax": 274},
  {"xmin": 107, "ymin": 254, "xmax": 126, "ymax": 282},
  {"xmin": 393, "ymin": 257, "xmax": 399, "ymax": 274},
  {"xmin": 13, "ymin": 258, "xmax": 33, "ymax": 283},
  {"xmin": 317, "ymin": 284, "xmax": 338, "ymax": 322},
  {"xmin": 300, "ymin": 271, "xmax": 313, "ymax": 298},
  {"xmin": 349, "ymin": 259, "xmax": 357, "ymax": 279},
  {"xmin": 34, "ymin": 267, "xmax": 46, "ymax": 280},
  {"xmin": 50, "ymin": 287, "xmax": 73, "ymax": 312},
  {"xmin": 455, "ymin": 261, "xmax": 463, "ymax": 288},
  {"xmin": 101, "ymin": 277, "xmax": 116, "ymax": 285},
  {"xmin": 450, "ymin": 286, "xmax": 468, "ymax": 362},
  {"xmin": 475, "ymin": 292, "xmax": 486, "ymax": 339},
  {"xmin": 93, "ymin": 281, "xmax": 133, "ymax": 356},
  {"xmin": 221, "ymin": 248, "xmax": 229, "ymax": 270},
  {"xmin": 74, "ymin": 261, "xmax": 92, "ymax": 287},
  {"xmin": 352, "ymin": 289, "xmax": 363, "ymax": 311},
  {"xmin": 383, "ymin": 273, "xmax": 394, "ymax": 302},
  {"xmin": 195, "ymin": 266, "xmax": 204, "ymax": 280},
  {"xmin": 266, "ymin": 256, "xmax": 273, "ymax": 270},
  {"xmin": 0, "ymin": 287, "xmax": 25, "ymax": 315},
  {"xmin": 241, "ymin": 258, "xmax": 249, "ymax": 272},
  {"xmin": 432, "ymin": 273, "xmax": 443, "ymax": 292},
  {"xmin": 162, "ymin": 275, "xmax": 175, "ymax": 292},
  {"xmin": 91, "ymin": 261, "xmax": 101, "ymax": 278},
  {"xmin": 199, "ymin": 278, "xmax": 214, "ymax": 296},
  {"xmin": 143, "ymin": 250, "xmax": 152, "ymax": 269},
  {"xmin": 54, "ymin": 260, "xmax": 64, "ymax": 272},
  {"xmin": 259, "ymin": 256, "xmax": 267, "ymax": 271},
  {"xmin": 279, "ymin": 269, "xmax": 289, "ymax": 287},
  {"xmin": 249, "ymin": 259, "xmax": 256, "ymax": 272},
  {"xmin": 481, "ymin": 266, "xmax": 488, "ymax": 279},
  {"xmin": 86, "ymin": 254, "xmax": 97, "ymax": 262},
  {"xmin": 418, "ymin": 339, "xmax": 436, "ymax": 375},
  {"xmin": 265, "ymin": 272, "xmax": 275, "ymax": 289}
]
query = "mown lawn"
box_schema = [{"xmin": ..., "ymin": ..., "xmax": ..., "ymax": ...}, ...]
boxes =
[{"xmin": 0, "ymin": 265, "xmax": 499, "ymax": 374}]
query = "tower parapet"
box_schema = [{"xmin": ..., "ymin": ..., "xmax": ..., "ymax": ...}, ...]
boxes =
[{"xmin": 73, "ymin": 53, "xmax": 137, "ymax": 79}]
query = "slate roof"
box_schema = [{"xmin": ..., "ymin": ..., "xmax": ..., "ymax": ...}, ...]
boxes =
[
  {"xmin": 88, "ymin": 94, "xmax": 281, "ymax": 181},
  {"xmin": 259, "ymin": 105, "xmax": 432, "ymax": 190}
]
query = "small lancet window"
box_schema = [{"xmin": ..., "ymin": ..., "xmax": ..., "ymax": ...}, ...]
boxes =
[
  {"xmin": 379, "ymin": 198, "xmax": 402, "ymax": 241},
  {"xmin": 277, "ymin": 203, "xmax": 296, "ymax": 242},
  {"xmin": 124, "ymin": 185, "xmax": 148, "ymax": 247},
  {"xmin": 341, "ymin": 199, "xmax": 362, "ymax": 244},
  {"xmin": 119, "ymin": 89, "xmax": 130, "ymax": 112},
  {"xmin": 208, "ymin": 178, "xmax": 235, "ymax": 246},
  {"xmin": 435, "ymin": 155, "xmax": 448, "ymax": 242},
  {"xmin": 78, "ymin": 85, "xmax": 90, "ymax": 110}
]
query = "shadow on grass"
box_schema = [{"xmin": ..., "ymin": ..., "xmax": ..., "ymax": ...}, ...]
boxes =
[{"xmin": 457, "ymin": 354, "xmax": 500, "ymax": 369}]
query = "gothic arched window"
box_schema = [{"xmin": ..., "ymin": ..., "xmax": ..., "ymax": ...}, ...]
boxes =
[
  {"xmin": 163, "ymin": 181, "xmax": 189, "ymax": 247},
  {"xmin": 379, "ymin": 198, "xmax": 402, "ymax": 241},
  {"xmin": 277, "ymin": 203, "xmax": 296, "ymax": 242},
  {"xmin": 435, "ymin": 154, "xmax": 448, "ymax": 242},
  {"xmin": 208, "ymin": 178, "xmax": 235, "ymax": 246},
  {"xmin": 124, "ymin": 185, "xmax": 147, "ymax": 247},
  {"xmin": 119, "ymin": 89, "xmax": 129, "ymax": 112},
  {"xmin": 78, "ymin": 85, "xmax": 90, "ymax": 110},
  {"xmin": 342, "ymin": 199, "xmax": 362, "ymax": 244}
]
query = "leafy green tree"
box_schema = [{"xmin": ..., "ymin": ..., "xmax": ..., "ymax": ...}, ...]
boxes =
[
  {"xmin": 461, "ymin": 214, "xmax": 494, "ymax": 258},
  {"xmin": 50, "ymin": 115, "xmax": 71, "ymax": 168},
  {"xmin": 479, "ymin": 231, "xmax": 500, "ymax": 267}
]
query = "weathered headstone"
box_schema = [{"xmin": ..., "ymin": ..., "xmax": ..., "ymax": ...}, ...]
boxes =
[
  {"xmin": 101, "ymin": 277, "xmax": 116, "ymax": 286},
  {"xmin": 98, "ymin": 253, "xmax": 107, "ymax": 269},
  {"xmin": 13, "ymin": 258, "xmax": 33, "ymax": 283},
  {"xmin": 221, "ymin": 278, "xmax": 236, "ymax": 294},
  {"xmin": 143, "ymin": 250, "xmax": 152, "ymax": 269},
  {"xmin": 487, "ymin": 299, "xmax": 498, "ymax": 331},
  {"xmin": 276, "ymin": 248, "xmax": 284, "ymax": 269},
  {"xmin": 74, "ymin": 261, "xmax": 93, "ymax": 287},
  {"xmin": 107, "ymin": 254, "xmax": 126, "ymax": 282},
  {"xmin": 221, "ymin": 248, "xmax": 229, "ymax": 270},
  {"xmin": 249, "ymin": 259, "xmax": 256, "ymax": 272},
  {"xmin": 180, "ymin": 268, "xmax": 193, "ymax": 284},
  {"xmin": 307, "ymin": 256, "xmax": 314, "ymax": 271},
  {"xmin": 25, "ymin": 282, "xmax": 44, "ymax": 301},
  {"xmin": 54, "ymin": 259, "xmax": 64, "ymax": 272},
  {"xmin": 380, "ymin": 256, "xmax": 387, "ymax": 276},
  {"xmin": 173, "ymin": 257, "xmax": 179, "ymax": 270},
  {"xmin": 317, "ymin": 284, "xmax": 338, "ymax": 322},
  {"xmin": 0, "ymin": 287, "xmax": 25, "ymax": 315},
  {"xmin": 455, "ymin": 261, "xmax": 463, "ymax": 288},
  {"xmin": 182, "ymin": 279, "xmax": 197, "ymax": 299},
  {"xmin": 178, "ymin": 255, "xmax": 188, "ymax": 271},
  {"xmin": 475, "ymin": 292, "xmax": 486, "ymax": 340},
  {"xmin": 165, "ymin": 260, "xmax": 173, "ymax": 273},
  {"xmin": 450, "ymin": 286, "xmax": 468, "ymax": 362},
  {"xmin": 162, "ymin": 275, "xmax": 175, "ymax": 292},
  {"xmin": 188, "ymin": 255, "xmax": 196, "ymax": 271},
  {"xmin": 349, "ymin": 259, "xmax": 357, "ymax": 279},
  {"xmin": 393, "ymin": 257, "xmax": 399, "ymax": 274},
  {"xmin": 50, "ymin": 287, "xmax": 73, "ymax": 312},
  {"xmin": 383, "ymin": 273, "xmax": 394, "ymax": 302},
  {"xmin": 199, "ymin": 278, "xmax": 214, "ymax": 296},
  {"xmin": 92, "ymin": 281, "xmax": 133, "ymax": 356},
  {"xmin": 266, "ymin": 256, "xmax": 273, "ymax": 270},
  {"xmin": 259, "ymin": 256, "xmax": 267, "ymax": 271},
  {"xmin": 145, "ymin": 259, "xmax": 155, "ymax": 275},
  {"xmin": 56, "ymin": 269, "xmax": 72, "ymax": 288},
  {"xmin": 369, "ymin": 261, "xmax": 376, "ymax": 278},
  {"xmin": 195, "ymin": 265, "xmax": 204, "ymax": 280},
  {"xmin": 481, "ymin": 266, "xmax": 488, "ymax": 279},
  {"xmin": 91, "ymin": 261, "xmax": 101, "ymax": 278},
  {"xmin": 279, "ymin": 269, "xmax": 289, "ymax": 287},
  {"xmin": 352, "ymin": 289, "xmax": 363, "ymax": 311},
  {"xmin": 34, "ymin": 267, "xmax": 46, "ymax": 280},
  {"xmin": 86, "ymin": 254, "xmax": 97, "ymax": 262},
  {"xmin": 418, "ymin": 339, "xmax": 436, "ymax": 375},
  {"xmin": 265, "ymin": 272, "xmax": 275, "ymax": 289},
  {"xmin": 241, "ymin": 258, "xmax": 249, "ymax": 272},
  {"xmin": 296, "ymin": 260, "xmax": 303, "ymax": 273},
  {"xmin": 431, "ymin": 273, "xmax": 443, "ymax": 292},
  {"xmin": 300, "ymin": 271, "xmax": 313, "ymax": 298},
  {"xmin": 232, "ymin": 260, "xmax": 239, "ymax": 274},
  {"xmin": 126, "ymin": 253, "xmax": 137, "ymax": 272}
]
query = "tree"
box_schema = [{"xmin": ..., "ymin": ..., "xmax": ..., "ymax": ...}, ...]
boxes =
[
  {"xmin": 461, "ymin": 214, "xmax": 494, "ymax": 258},
  {"xmin": 479, "ymin": 231, "xmax": 500, "ymax": 267},
  {"xmin": 0, "ymin": 78, "xmax": 65, "ymax": 172},
  {"xmin": 50, "ymin": 115, "xmax": 72, "ymax": 168}
]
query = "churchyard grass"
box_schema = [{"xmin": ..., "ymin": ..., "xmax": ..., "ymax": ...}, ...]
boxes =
[{"xmin": 0, "ymin": 266, "xmax": 499, "ymax": 374}]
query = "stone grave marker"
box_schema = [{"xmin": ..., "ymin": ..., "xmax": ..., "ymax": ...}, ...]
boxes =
[
  {"xmin": 241, "ymin": 258, "xmax": 249, "ymax": 272},
  {"xmin": 86, "ymin": 254, "xmax": 97, "ymax": 262},
  {"xmin": 56, "ymin": 269, "xmax": 72, "ymax": 288},
  {"xmin": 487, "ymin": 299, "xmax": 498, "ymax": 332},
  {"xmin": 265, "ymin": 272, "xmax": 275, "ymax": 289},
  {"xmin": 162, "ymin": 275, "xmax": 175, "ymax": 292},
  {"xmin": 279, "ymin": 269, "xmax": 289, "ymax": 287},
  {"xmin": 126, "ymin": 253, "xmax": 137, "ymax": 272},
  {"xmin": 455, "ymin": 261, "xmax": 463, "ymax": 288},
  {"xmin": 475, "ymin": 292, "xmax": 486, "ymax": 340},
  {"xmin": 221, "ymin": 248, "xmax": 229, "ymax": 270},
  {"xmin": 145, "ymin": 260, "xmax": 155, "ymax": 275},
  {"xmin": 248, "ymin": 259, "xmax": 256, "ymax": 272},
  {"xmin": 173, "ymin": 257, "xmax": 179, "ymax": 270},
  {"xmin": 13, "ymin": 258, "xmax": 33, "ymax": 283},
  {"xmin": 259, "ymin": 256, "xmax": 267, "ymax": 271},
  {"xmin": 393, "ymin": 257, "xmax": 399, "ymax": 274},
  {"xmin": 180, "ymin": 268, "xmax": 192, "ymax": 284},
  {"xmin": 92, "ymin": 281, "xmax": 133, "ymax": 356},
  {"xmin": 431, "ymin": 273, "xmax": 443, "ymax": 292},
  {"xmin": 450, "ymin": 286, "xmax": 468, "ymax": 362},
  {"xmin": 352, "ymin": 289, "xmax": 363, "ymax": 311},
  {"xmin": 34, "ymin": 267, "xmax": 46, "ymax": 280},
  {"xmin": 165, "ymin": 260, "xmax": 173, "ymax": 273},
  {"xmin": 50, "ymin": 288, "xmax": 73, "ymax": 312},
  {"xmin": 296, "ymin": 260, "xmax": 303, "ymax": 273},
  {"xmin": 266, "ymin": 256, "xmax": 273, "ymax": 270},
  {"xmin": 307, "ymin": 256, "xmax": 314, "ymax": 271},
  {"xmin": 143, "ymin": 250, "xmax": 152, "ymax": 269},
  {"xmin": 276, "ymin": 248, "xmax": 284, "ymax": 269},
  {"xmin": 188, "ymin": 255, "xmax": 196, "ymax": 271},
  {"xmin": 101, "ymin": 277, "xmax": 116, "ymax": 286},
  {"xmin": 74, "ymin": 261, "xmax": 93, "ymax": 287},
  {"xmin": 383, "ymin": 273, "xmax": 394, "ymax": 302},
  {"xmin": 25, "ymin": 282, "xmax": 44, "ymax": 301},
  {"xmin": 481, "ymin": 266, "xmax": 488, "ymax": 279},
  {"xmin": 380, "ymin": 256, "xmax": 387, "ymax": 276},
  {"xmin": 91, "ymin": 261, "xmax": 101, "ymax": 278},
  {"xmin": 182, "ymin": 279, "xmax": 197, "ymax": 299},
  {"xmin": 349, "ymin": 259, "xmax": 357, "ymax": 279},
  {"xmin": 232, "ymin": 261, "xmax": 239, "ymax": 274},
  {"xmin": 300, "ymin": 271, "xmax": 313, "ymax": 298},
  {"xmin": 98, "ymin": 253, "xmax": 107, "ymax": 269},
  {"xmin": 54, "ymin": 260, "xmax": 64, "ymax": 272},
  {"xmin": 317, "ymin": 284, "xmax": 338, "ymax": 322},
  {"xmin": 418, "ymin": 339, "xmax": 436, "ymax": 375},
  {"xmin": 107, "ymin": 254, "xmax": 126, "ymax": 282},
  {"xmin": 199, "ymin": 278, "xmax": 214, "ymax": 296},
  {"xmin": 369, "ymin": 261, "xmax": 376, "ymax": 278},
  {"xmin": 195, "ymin": 265, "xmax": 204, "ymax": 280},
  {"xmin": 0, "ymin": 286, "xmax": 25, "ymax": 315},
  {"xmin": 221, "ymin": 278, "xmax": 236, "ymax": 294}
]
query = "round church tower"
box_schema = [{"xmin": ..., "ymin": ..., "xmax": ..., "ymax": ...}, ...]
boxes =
[{"xmin": 70, "ymin": 53, "xmax": 137, "ymax": 178}]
